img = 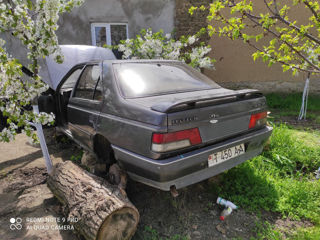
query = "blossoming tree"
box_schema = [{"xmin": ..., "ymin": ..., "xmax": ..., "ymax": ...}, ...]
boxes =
[
  {"xmin": 190, "ymin": 0, "xmax": 320, "ymax": 75},
  {"xmin": 0, "ymin": 0, "xmax": 83, "ymax": 142},
  {"xmin": 190, "ymin": 0, "xmax": 320, "ymax": 119},
  {"xmin": 115, "ymin": 28, "xmax": 216, "ymax": 70}
]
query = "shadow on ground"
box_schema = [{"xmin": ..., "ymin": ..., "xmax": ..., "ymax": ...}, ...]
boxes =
[
  {"xmin": 0, "ymin": 135, "xmax": 82, "ymax": 240},
  {"xmin": 0, "ymin": 171, "xmax": 81, "ymax": 240},
  {"xmin": 0, "ymin": 135, "xmax": 79, "ymax": 179},
  {"xmin": 0, "ymin": 134, "xmax": 311, "ymax": 240},
  {"xmin": 127, "ymin": 165, "xmax": 279, "ymax": 240}
]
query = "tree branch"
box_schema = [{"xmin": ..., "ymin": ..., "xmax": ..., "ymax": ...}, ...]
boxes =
[
  {"xmin": 243, "ymin": 12, "xmax": 320, "ymax": 71},
  {"xmin": 275, "ymin": 14, "xmax": 320, "ymax": 45},
  {"xmin": 303, "ymin": 1, "xmax": 320, "ymax": 22},
  {"xmin": 213, "ymin": 9, "xmax": 320, "ymax": 74},
  {"xmin": 243, "ymin": 1, "xmax": 320, "ymax": 45},
  {"xmin": 219, "ymin": 29, "xmax": 320, "ymax": 74},
  {"xmin": 263, "ymin": 0, "xmax": 277, "ymax": 15},
  {"xmin": 238, "ymin": 33, "xmax": 320, "ymax": 74}
]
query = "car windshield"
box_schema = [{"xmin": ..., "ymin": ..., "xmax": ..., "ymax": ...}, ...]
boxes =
[{"xmin": 113, "ymin": 62, "xmax": 220, "ymax": 98}]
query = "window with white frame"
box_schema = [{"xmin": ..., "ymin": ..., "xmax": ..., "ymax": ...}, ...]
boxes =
[{"xmin": 91, "ymin": 23, "xmax": 128, "ymax": 47}]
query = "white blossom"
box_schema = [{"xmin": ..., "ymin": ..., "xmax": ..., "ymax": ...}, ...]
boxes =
[
  {"xmin": 0, "ymin": 0, "xmax": 84, "ymax": 142},
  {"xmin": 116, "ymin": 29, "xmax": 215, "ymax": 71},
  {"xmin": 188, "ymin": 36, "xmax": 197, "ymax": 45}
]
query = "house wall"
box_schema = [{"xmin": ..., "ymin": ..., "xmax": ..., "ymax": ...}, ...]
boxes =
[
  {"xmin": 175, "ymin": 0, "xmax": 211, "ymax": 42},
  {"xmin": 175, "ymin": 0, "xmax": 320, "ymax": 93},
  {"xmin": 3, "ymin": 0, "xmax": 175, "ymax": 66},
  {"xmin": 57, "ymin": 0, "xmax": 175, "ymax": 44}
]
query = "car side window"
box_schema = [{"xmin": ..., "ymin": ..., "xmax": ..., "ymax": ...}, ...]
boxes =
[
  {"xmin": 60, "ymin": 68, "xmax": 83, "ymax": 93},
  {"xmin": 74, "ymin": 65, "xmax": 101, "ymax": 100},
  {"xmin": 93, "ymin": 79, "xmax": 103, "ymax": 101}
]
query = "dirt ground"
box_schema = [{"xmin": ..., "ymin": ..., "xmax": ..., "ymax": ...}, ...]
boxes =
[
  {"xmin": 270, "ymin": 110, "xmax": 320, "ymax": 131},
  {"xmin": 0, "ymin": 134, "xmax": 309, "ymax": 240}
]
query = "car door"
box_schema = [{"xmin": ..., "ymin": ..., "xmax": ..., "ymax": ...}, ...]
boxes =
[
  {"xmin": 57, "ymin": 65, "xmax": 84, "ymax": 127},
  {"xmin": 68, "ymin": 64, "xmax": 104, "ymax": 149}
]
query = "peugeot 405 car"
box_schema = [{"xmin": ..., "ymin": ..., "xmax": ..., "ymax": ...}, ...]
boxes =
[{"xmin": 39, "ymin": 45, "xmax": 272, "ymax": 191}]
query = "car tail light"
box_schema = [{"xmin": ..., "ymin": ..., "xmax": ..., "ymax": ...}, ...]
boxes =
[
  {"xmin": 249, "ymin": 111, "xmax": 268, "ymax": 129},
  {"xmin": 152, "ymin": 128, "xmax": 202, "ymax": 152}
]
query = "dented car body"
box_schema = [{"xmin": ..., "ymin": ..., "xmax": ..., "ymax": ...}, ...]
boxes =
[{"xmin": 40, "ymin": 45, "xmax": 272, "ymax": 191}]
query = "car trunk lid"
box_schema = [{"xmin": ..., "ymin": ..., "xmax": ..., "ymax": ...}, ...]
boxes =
[
  {"xmin": 167, "ymin": 96, "xmax": 266, "ymax": 145},
  {"xmin": 128, "ymin": 88, "xmax": 267, "ymax": 147}
]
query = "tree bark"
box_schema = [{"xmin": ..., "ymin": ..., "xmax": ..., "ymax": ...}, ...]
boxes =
[{"xmin": 47, "ymin": 161, "xmax": 139, "ymax": 240}]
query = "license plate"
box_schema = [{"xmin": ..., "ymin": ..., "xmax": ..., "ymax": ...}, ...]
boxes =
[{"xmin": 208, "ymin": 144, "xmax": 245, "ymax": 167}]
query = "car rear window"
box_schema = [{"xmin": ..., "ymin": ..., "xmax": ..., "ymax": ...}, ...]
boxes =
[{"xmin": 113, "ymin": 62, "xmax": 220, "ymax": 98}]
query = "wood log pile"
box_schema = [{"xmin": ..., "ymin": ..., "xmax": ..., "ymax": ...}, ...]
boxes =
[{"xmin": 47, "ymin": 161, "xmax": 139, "ymax": 240}]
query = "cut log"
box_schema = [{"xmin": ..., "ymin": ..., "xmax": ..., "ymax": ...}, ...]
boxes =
[{"xmin": 47, "ymin": 161, "xmax": 139, "ymax": 240}]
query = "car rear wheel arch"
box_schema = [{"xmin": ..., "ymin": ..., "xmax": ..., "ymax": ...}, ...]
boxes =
[{"xmin": 93, "ymin": 134, "xmax": 116, "ymax": 169}]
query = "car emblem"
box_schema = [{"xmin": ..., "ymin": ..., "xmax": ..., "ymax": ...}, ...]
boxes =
[{"xmin": 210, "ymin": 119, "xmax": 218, "ymax": 124}]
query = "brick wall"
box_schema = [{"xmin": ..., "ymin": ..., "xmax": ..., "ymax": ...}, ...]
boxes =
[{"xmin": 175, "ymin": 0, "xmax": 211, "ymax": 42}]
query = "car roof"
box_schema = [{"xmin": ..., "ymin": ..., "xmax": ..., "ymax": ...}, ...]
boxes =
[
  {"xmin": 42, "ymin": 45, "xmax": 116, "ymax": 90},
  {"xmin": 104, "ymin": 59, "xmax": 182, "ymax": 64}
]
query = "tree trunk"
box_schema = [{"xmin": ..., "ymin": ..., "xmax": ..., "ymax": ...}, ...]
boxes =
[{"xmin": 47, "ymin": 161, "xmax": 139, "ymax": 240}]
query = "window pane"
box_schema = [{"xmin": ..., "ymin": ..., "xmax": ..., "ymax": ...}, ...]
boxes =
[
  {"xmin": 93, "ymin": 79, "xmax": 103, "ymax": 101},
  {"xmin": 95, "ymin": 27, "xmax": 106, "ymax": 47},
  {"xmin": 74, "ymin": 65, "xmax": 100, "ymax": 100},
  {"xmin": 114, "ymin": 62, "xmax": 220, "ymax": 98},
  {"xmin": 110, "ymin": 25, "xmax": 127, "ymax": 45},
  {"xmin": 60, "ymin": 68, "xmax": 82, "ymax": 93}
]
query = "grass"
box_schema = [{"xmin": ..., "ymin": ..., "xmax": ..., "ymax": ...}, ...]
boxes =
[
  {"xmin": 140, "ymin": 226, "xmax": 188, "ymax": 240},
  {"xmin": 266, "ymin": 93, "xmax": 320, "ymax": 124},
  {"xmin": 137, "ymin": 92, "xmax": 320, "ymax": 239},
  {"xmin": 210, "ymin": 93, "xmax": 320, "ymax": 239},
  {"xmin": 266, "ymin": 93, "xmax": 320, "ymax": 111},
  {"xmin": 270, "ymin": 110, "xmax": 320, "ymax": 124},
  {"xmin": 289, "ymin": 227, "xmax": 320, "ymax": 240},
  {"xmin": 209, "ymin": 124, "xmax": 320, "ymax": 238},
  {"xmin": 70, "ymin": 151, "xmax": 83, "ymax": 164},
  {"xmin": 253, "ymin": 221, "xmax": 320, "ymax": 240}
]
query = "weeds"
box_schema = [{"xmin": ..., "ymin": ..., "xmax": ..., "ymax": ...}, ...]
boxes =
[
  {"xmin": 266, "ymin": 93, "xmax": 320, "ymax": 111},
  {"xmin": 290, "ymin": 226, "xmax": 320, "ymax": 240},
  {"xmin": 253, "ymin": 221, "xmax": 283, "ymax": 240},
  {"xmin": 70, "ymin": 151, "xmax": 83, "ymax": 164},
  {"xmin": 263, "ymin": 125, "xmax": 320, "ymax": 177},
  {"xmin": 208, "ymin": 93, "xmax": 320, "ymax": 238},
  {"xmin": 0, "ymin": 169, "xmax": 7, "ymax": 178},
  {"xmin": 252, "ymin": 221, "xmax": 320, "ymax": 240},
  {"xmin": 141, "ymin": 226, "xmax": 188, "ymax": 240},
  {"xmin": 138, "ymin": 93, "xmax": 320, "ymax": 239},
  {"xmin": 209, "ymin": 124, "xmax": 320, "ymax": 224}
]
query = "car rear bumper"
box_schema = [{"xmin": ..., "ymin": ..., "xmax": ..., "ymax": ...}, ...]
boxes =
[{"xmin": 112, "ymin": 126, "xmax": 273, "ymax": 191}]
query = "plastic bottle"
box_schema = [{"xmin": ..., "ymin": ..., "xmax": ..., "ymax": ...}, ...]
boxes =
[
  {"xmin": 220, "ymin": 207, "xmax": 232, "ymax": 221},
  {"xmin": 217, "ymin": 197, "xmax": 238, "ymax": 210}
]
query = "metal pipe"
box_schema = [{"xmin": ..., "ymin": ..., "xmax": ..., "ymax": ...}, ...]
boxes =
[{"xmin": 32, "ymin": 105, "xmax": 53, "ymax": 174}]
